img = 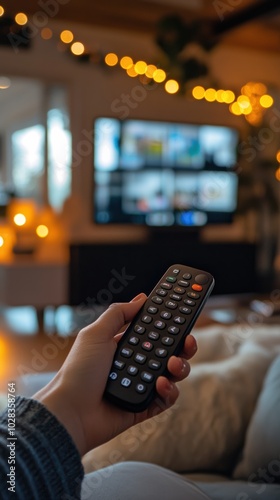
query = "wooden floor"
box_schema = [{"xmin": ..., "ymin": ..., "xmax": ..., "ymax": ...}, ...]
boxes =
[{"xmin": 0, "ymin": 306, "xmax": 106, "ymax": 393}]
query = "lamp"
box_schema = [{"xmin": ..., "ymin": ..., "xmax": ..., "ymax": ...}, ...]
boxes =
[
  {"xmin": 7, "ymin": 198, "xmax": 37, "ymax": 254},
  {"xmin": 0, "ymin": 224, "xmax": 16, "ymax": 262}
]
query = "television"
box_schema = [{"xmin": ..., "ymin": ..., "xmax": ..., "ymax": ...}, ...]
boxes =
[{"xmin": 93, "ymin": 117, "xmax": 239, "ymax": 227}]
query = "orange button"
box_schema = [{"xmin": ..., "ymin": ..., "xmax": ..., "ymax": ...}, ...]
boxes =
[{"xmin": 192, "ymin": 284, "xmax": 202, "ymax": 292}]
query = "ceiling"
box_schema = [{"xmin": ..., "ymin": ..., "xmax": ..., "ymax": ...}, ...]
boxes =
[{"xmin": 7, "ymin": 0, "xmax": 280, "ymax": 53}]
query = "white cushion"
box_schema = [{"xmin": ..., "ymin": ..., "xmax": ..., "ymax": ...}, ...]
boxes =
[
  {"xmin": 83, "ymin": 341, "xmax": 274, "ymax": 474},
  {"xmin": 233, "ymin": 355, "xmax": 280, "ymax": 482}
]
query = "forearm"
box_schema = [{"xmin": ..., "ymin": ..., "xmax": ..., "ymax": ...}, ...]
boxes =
[{"xmin": 0, "ymin": 396, "xmax": 84, "ymax": 499}]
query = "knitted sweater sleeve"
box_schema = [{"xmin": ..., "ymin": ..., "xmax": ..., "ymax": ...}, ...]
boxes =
[{"xmin": 0, "ymin": 396, "xmax": 84, "ymax": 499}]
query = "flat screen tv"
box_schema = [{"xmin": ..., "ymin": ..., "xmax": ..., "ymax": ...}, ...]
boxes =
[{"xmin": 93, "ymin": 117, "xmax": 239, "ymax": 227}]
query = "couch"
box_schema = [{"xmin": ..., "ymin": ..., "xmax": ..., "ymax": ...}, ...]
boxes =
[{"xmin": 4, "ymin": 323, "xmax": 280, "ymax": 499}]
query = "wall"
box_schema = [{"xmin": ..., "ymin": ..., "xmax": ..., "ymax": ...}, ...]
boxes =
[{"xmin": 1, "ymin": 19, "xmax": 280, "ymax": 243}]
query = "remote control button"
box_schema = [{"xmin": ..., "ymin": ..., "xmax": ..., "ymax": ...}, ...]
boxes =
[
  {"xmin": 114, "ymin": 360, "xmax": 125, "ymax": 370},
  {"xmin": 142, "ymin": 341, "xmax": 153, "ymax": 351},
  {"xmin": 168, "ymin": 325, "xmax": 180, "ymax": 335},
  {"xmin": 141, "ymin": 371, "xmax": 154, "ymax": 383},
  {"xmin": 184, "ymin": 299, "xmax": 195, "ymax": 306},
  {"xmin": 178, "ymin": 280, "xmax": 190, "ymax": 287},
  {"xmin": 166, "ymin": 276, "xmax": 177, "ymax": 283},
  {"xmin": 127, "ymin": 365, "xmax": 138, "ymax": 376},
  {"xmin": 147, "ymin": 306, "xmax": 158, "ymax": 314},
  {"xmin": 134, "ymin": 324, "xmax": 146, "ymax": 334},
  {"xmin": 174, "ymin": 287, "xmax": 185, "ymax": 295},
  {"xmin": 161, "ymin": 282, "xmax": 172, "ymax": 290},
  {"xmin": 192, "ymin": 284, "xmax": 203, "ymax": 292},
  {"xmin": 165, "ymin": 300, "xmax": 178, "ymax": 309},
  {"xmin": 121, "ymin": 377, "xmax": 131, "ymax": 388},
  {"xmin": 155, "ymin": 348, "xmax": 168, "ymax": 358},
  {"xmin": 121, "ymin": 347, "xmax": 133, "ymax": 358},
  {"xmin": 183, "ymin": 273, "xmax": 192, "ymax": 280},
  {"xmin": 161, "ymin": 336, "xmax": 174, "ymax": 346},
  {"xmin": 148, "ymin": 331, "xmax": 160, "ymax": 341},
  {"xmin": 174, "ymin": 316, "xmax": 186, "ymax": 325},
  {"xmin": 109, "ymin": 371, "xmax": 118, "ymax": 380},
  {"xmin": 161, "ymin": 311, "xmax": 172, "ymax": 320},
  {"xmin": 195, "ymin": 273, "xmax": 209, "ymax": 285},
  {"xmin": 142, "ymin": 315, "xmax": 152, "ymax": 324},
  {"xmin": 169, "ymin": 294, "xmax": 181, "ymax": 301},
  {"xmin": 179, "ymin": 306, "xmax": 192, "ymax": 315},
  {"xmin": 156, "ymin": 289, "xmax": 168, "ymax": 296},
  {"xmin": 172, "ymin": 268, "xmax": 180, "ymax": 275},
  {"xmin": 187, "ymin": 291, "xmax": 200, "ymax": 299},
  {"xmin": 136, "ymin": 383, "xmax": 146, "ymax": 394},
  {"xmin": 128, "ymin": 336, "xmax": 139, "ymax": 345},
  {"xmin": 148, "ymin": 359, "xmax": 162, "ymax": 370},
  {"xmin": 152, "ymin": 296, "xmax": 163, "ymax": 304},
  {"xmin": 135, "ymin": 353, "xmax": 146, "ymax": 364},
  {"xmin": 154, "ymin": 320, "xmax": 166, "ymax": 330}
]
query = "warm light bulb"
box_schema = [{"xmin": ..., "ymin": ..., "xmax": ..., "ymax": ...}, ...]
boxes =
[
  {"xmin": 215, "ymin": 89, "xmax": 224, "ymax": 103},
  {"xmin": 0, "ymin": 6, "xmax": 4, "ymax": 16},
  {"xmin": 153, "ymin": 69, "xmax": 166, "ymax": 83},
  {"xmin": 60, "ymin": 30, "xmax": 74, "ymax": 44},
  {"xmin": 222, "ymin": 90, "xmax": 235, "ymax": 104},
  {"xmin": 145, "ymin": 64, "xmax": 157, "ymax": 78},
  {"xmin": 0, "ymin": 236, "xmax": 4, "ymax": 247},
  {"xmin": 15, "ymin": 12, "xmax": 28, "ymax": 25},
  {"xmin": 276, "ymin": 150, "xmax": 280, "ymax": 163},
  {"xmin": 275, "ymin": 167, "xmax": 280, "ymax": 182},
  {"xmin": 126, "ymin": 66, "xmax": 138, "ymax": 77},
  {"xmin": 134, "ymin": 61, "xmax": 147, "ymax": 75},
  {"xmin": 105, "ymin": 53, "xmax": 118, "ymax": 66},
  {"xmin": 120, "ymin": 56, "xmax": 133, "ymax": 69},
  {"xmin": 13, "ymin": 213, "xmax": 26, "ymax": 226},
  {"xmin": 204, "ymin": 88, "xmax": 216, "ymax": 102},
  {"xmin": 36, "ymin": 225, "xmax": 49, "ymax": 238},
  {"xmin": 165, "ymin": 79, "xmax": 179, "ymax": 94},
  {"xmin": 260, "ymin": 94, "xmax": 274, "ymax": 108},
  {"xmin": 229, "ymin": 102, "xmax": 242, "ymax": 116},
  {"xmin": 192, "ymin": 86, "xmax": 205, "ymax": 100},
  {"xmin": 70, "ymin": 42, "xmax": 85, "ymax": 56}
]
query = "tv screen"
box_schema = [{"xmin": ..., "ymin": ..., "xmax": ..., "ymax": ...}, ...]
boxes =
[{"xmin": 93, "ymin": 117, "xmax": 239, "ymax": 227}]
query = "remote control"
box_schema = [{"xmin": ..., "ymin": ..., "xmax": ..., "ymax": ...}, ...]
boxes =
[{"xmin": 105, "ymin": 264, "xmax": 215, "ymax": 412}]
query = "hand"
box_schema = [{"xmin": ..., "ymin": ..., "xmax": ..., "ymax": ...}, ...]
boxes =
[{"xmin": 34, "ymin": 294, "xmax": 197, "ymax": 456}]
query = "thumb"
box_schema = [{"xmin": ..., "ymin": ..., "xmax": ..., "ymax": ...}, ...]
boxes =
[{"xmin": 92, "ymin": 293, "xmax": 147, "ymax": 341}]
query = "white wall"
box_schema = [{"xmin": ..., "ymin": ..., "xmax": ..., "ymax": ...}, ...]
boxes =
[{"xmin": 1, "ymin": 20, "xmax": 280, "ymax": 242}]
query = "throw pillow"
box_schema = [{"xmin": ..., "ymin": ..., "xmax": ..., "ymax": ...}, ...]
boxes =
[{"xmin": 233, "ymin": 355, "xmax": 280, "ymax": 483}]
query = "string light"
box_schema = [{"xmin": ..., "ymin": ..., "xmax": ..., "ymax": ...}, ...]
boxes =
[
  {"xmin": 275, "ymin": 167, "xmax": 280, "ymax": 182},
  {"xmin": 105, "ymin": 53, "xmax": 118, "ymax": 66},
  {"xmin": 120, "ymin": 56, "xmax": 133, "ymax": 69},
  {"xmin": 36, "ymin": 225, "xmax": 49, "ymax": 238},
  {"xmin": 165, "ymin": 79, "xmax": 179, "ymax": 94},
  {"xmin": 15, "ymin": 12, "xmax": 28, "ymax": 25},
  {"xmin": 0, "ymin": 236, "xmax": 4, "ymax": 248},
  {"xmin": 134, "ymin": 61, "xmax": 147, "ymax": 75},
  {"xmin": 70, "ymin": 42, "xmax": 85, "ymax": 56},
  {"xmin": 1, "ymin": 8, "xmax": 274, "ymax": 116},
  {"xmin": 13, "ymin": 214, "xmax": 26, "ymax": 227},
  {"xmin": 60, "ymin": 30, "xmax": 74, "ymax": 44},
  {"xmin": 153, "ymin": 69, "xmax": 166, "ymax": 83}
]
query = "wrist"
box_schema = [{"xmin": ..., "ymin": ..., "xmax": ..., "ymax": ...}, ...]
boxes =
[{"xmin": 34, "ymin": 377, "xmax": 86, "ymax": 456}]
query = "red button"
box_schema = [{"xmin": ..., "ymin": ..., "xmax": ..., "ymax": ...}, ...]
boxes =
[{"xmin": 192, "ymin": 284, "xmax": 202, "ymax": 292}]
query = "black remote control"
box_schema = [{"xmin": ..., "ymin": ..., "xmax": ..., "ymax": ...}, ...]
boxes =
[{"xmin": 105, "ymin": 264, "xmax": 215, "ymax": 412}]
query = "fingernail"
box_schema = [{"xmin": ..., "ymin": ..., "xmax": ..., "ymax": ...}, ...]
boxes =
[{"xmin": 130, "ymin": 293, "xmax": 146, "ymax": 303}]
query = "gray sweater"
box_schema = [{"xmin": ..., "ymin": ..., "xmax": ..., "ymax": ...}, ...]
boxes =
[{"xmin": 0, "ymin": 396, "xmax": 84, "ymax": 499}]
